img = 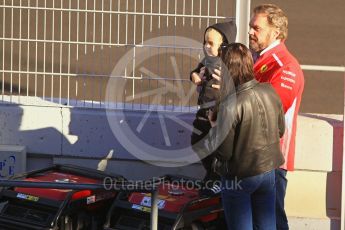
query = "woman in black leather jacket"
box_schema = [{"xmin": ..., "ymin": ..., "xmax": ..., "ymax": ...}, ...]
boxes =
[{"xmin": 209, "ymin": 43, "xmax": 285, "ymax": 230}]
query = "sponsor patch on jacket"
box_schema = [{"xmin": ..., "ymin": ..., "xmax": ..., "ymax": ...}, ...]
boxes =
[
  {"xmin": 281, "ymin": 83, "xmax": 292, "ymax": 90},
  {"xmin": 283, "ymin": 70, "xmax": 296, "ymax": 77},
  {"xmin": 281, "ymin": 76, "xmax": 296, "ymax": 84},
  {"xmin": 260, "ymin": 64, "xmax": 268, "ymax": 73}
]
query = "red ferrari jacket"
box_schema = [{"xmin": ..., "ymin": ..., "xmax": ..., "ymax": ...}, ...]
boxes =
[{"xmin": 254, "ymin": 42, "xmax": 304, "ymax": 171}]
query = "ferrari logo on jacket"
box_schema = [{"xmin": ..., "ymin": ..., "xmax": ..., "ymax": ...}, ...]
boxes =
[{"xmin": 260, "ymin": 64, "xmax": 268, "ymax": 73}]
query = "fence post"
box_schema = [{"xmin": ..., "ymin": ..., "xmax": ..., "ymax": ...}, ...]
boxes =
[
  {"xmin": 235, "ymin": 0, "xmax": 251, "ymax": 46},
  {"xmin": 341, "ymin": 68, "xmax": 345, "ymax": 230},
  {"xmin": 150, "ymin": 188, "xmax": 159, "ymax": 230}
]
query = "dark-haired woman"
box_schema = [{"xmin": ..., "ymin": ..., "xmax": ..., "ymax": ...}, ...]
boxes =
[{"xmin": 209, "ymin": 43, "xmax": 285, "ymax": 230}]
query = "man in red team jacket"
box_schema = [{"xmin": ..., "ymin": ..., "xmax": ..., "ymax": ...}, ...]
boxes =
[{"xmin": 249, "ymin": 4, "xmax": 304, "ymax": 230}]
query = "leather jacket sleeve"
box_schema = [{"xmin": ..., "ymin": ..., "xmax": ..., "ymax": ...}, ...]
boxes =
[
  {"xmin": 209, "ymin": 93, "xmax": 238, "ymax": 160},
  {"xmin": 216, "ymin": 126, "xmax": 235, "ymax": 161},
  {"xmin": 278, "ymin": 103, "xmax": 285, "ymax": 138}
]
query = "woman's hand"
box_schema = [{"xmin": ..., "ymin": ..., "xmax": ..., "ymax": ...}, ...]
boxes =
[
  {"xmin": 211, "ymin": 68, "xmax": 221, "ymax": 89},
  {"xmin": 208, "ymin": 110, "xmax": 217, "ymax": 127}
]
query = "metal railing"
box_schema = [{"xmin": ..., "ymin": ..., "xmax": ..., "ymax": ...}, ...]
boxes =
[{"xmin": 0, "ymin": 0, "xmax": 234, "ymax": 111}]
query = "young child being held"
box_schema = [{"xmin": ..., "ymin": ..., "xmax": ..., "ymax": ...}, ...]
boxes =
[{"xmin": 190, "ymin": 20, "xmax": 236, "ymax": 196}]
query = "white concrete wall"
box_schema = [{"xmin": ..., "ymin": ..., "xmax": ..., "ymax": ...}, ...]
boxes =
[
  {"xmin": 0, "ymin": 105, "xmax": 63, "ymax": 154},
  {"xmin": 0, "ymin": 104, "xmax": 195, "ymax": 160},
  {"xmin": 286, "ymin": 114, "xmax": 343, "ymax": 229}
]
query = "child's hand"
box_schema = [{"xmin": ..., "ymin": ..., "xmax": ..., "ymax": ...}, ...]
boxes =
[
  {"xmin": 191, "ymin": 72, "xmax": 202, "ymax": 85},
  {"xmin": 191, "ymin": 67, "xmax": 206, "ymax": 85},
  {"xmin": 211, "ymin": 68, "xmax": 221, "ymax": 89},
  {"xmin": 199, "ymin": 66, "xmax": 206, "ymax": 80}
]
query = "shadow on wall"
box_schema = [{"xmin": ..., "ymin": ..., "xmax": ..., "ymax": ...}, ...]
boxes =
[
  {"xmin": 60, "ymin": 105, "xmax": 205, "ymax": 180},
  {"xmin": 63, "ymin": 106, "xmax": 197, "ymax": 160},
  {"xmin": 0, "ymin": 102, "xmax": 202, "ymax": 179},
  {"xmin": 62, "ymin": 106, "xmax": 129, "ymax": 159},
  {"xmin": 0, "ymin": 103, "xmax": 130, "ymax": 162}
]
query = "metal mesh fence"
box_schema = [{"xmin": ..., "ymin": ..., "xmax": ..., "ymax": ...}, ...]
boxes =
[{"xmin": 0, "ymin": 0, "xmax": 234, "ymax": 110}]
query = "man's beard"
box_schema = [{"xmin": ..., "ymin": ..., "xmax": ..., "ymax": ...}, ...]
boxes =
[
  {"xmin": 249, "ymin": 33, "xmax": 271, "ymax": 52},
  {"xmin": 249, "ymin": 37, "xmax": 260, "ymax": 52}
]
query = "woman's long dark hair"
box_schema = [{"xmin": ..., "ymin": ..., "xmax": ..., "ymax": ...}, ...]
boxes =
[{"xmin": 220, "ymin": 43, "xmax": 255, "ymax": 98}]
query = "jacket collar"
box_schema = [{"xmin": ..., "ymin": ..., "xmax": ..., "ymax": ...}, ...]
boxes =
[
  {"xmin": 236, "ymin": 79, "xmax": 259, "ymax": 93},
  {"xmin": 260, "ymin": 40, "xmax": 281, "ymax": 56},
  {"xmin": 259, "ymin": 42, "xmax": 287, "ymax": 60}
]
